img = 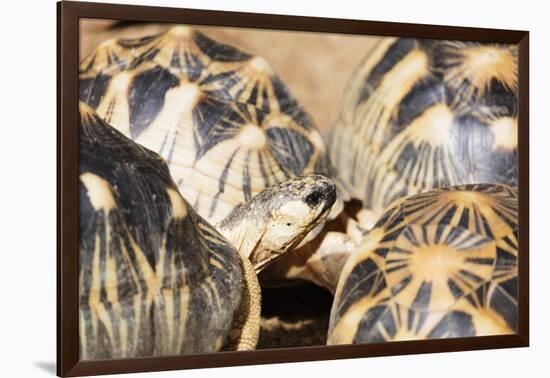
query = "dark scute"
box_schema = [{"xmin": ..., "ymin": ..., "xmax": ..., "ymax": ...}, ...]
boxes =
[
  {"xmin": 374, "ymin": 248, "xmax": 389, "ymax": 258},
  {"xmin": 128, "ymin": 66, "xmax": 180, "ymax": 139},
  {"xmin": 430, "ymin": 40, "xmax": 461, "ymax": 73},
  {"xmin": 79, "ymin": 53, "xmax": 97, "ymax": 75},
  {"xmin": 414, "ymin": 311, "xmax": 429, "ymax": 334},
  {"xmin": 495, "ymin": 246, "xmax": 518, "ymax": 273},
  {"xmin": 128, "ymin": 47, "xmax": 161, "ymax": 70},
  {"xmin": 373, "ymin": 206, "xmax": 404, "ymax": 230},
  {"xmin": 390, "ymin": 274, "xmax": 413, "ymax": 297},
  {"xmin": 248, "ymin": 81, "xmax": 259, "ymax": 105},
  {"xmin": 406, "ymin": 308, "xmax": 416, "ymax": 332},
  {"xmin": 200, "ymin": 69, "xmax": 253, "ymax": 104},
  {"xmin": 170, "ymin": 45, "xmax": 181, "ymax": 69},
  {"xmin": 79, "ymin": 74, "xmax": 112, "ymax": 110},
  {"xmin": 241, "ymin": 151, "xmax": 253, "ymax": 202},
  {"xmin": 163, "ymin": 216, "xmax": 206, "ymax": 288},
  {"xmin": 336, "ymin": 258, "xmax": 384, "ymax": 322},
  {"xmin": 394, "ymin": 78, "xmax": 445, "ymax": 134},
  {"xmin": 442, "ymin": 224, "xmax": 466, "ymax": 246},
  {"xmin": 271, "ymin": 75, "xmax": 300, "ymax": 114},
  {"xmin": 489, "ymin": 278, "xmax": 518, "ymax": 332},
  {"xmin": 353, "ymin": 305, "xmax": 392, "ymax": 343},
  {"xmin": 380, "ymin": 306, "xmax": 398, "ymax": 337},
  {"xmin": 117, "ymin": 34, "xmax": 159, "ymax": 49},
  {"xmin": 380, "ymin": 226, "xmax": 406, "ymax": 243},
  {"xmin": 96, "ymin": 322, "xmax": 113, "ymax": 359},
  {"xmin": 464, "ymin": 257, "xmax": 495, "ymax": 265},
  {"xmin": 182, "ymin": 51, "xmax": 206, "ymax": 82},
  {"xmin": 447, "ymin": 278, "xmax": 464, "ymax": 299},
  {"xmin": 410, "ymin": 281, "xmax": 432, "ymax": 310},
  {"xmin": 284, "ymin": 104, "xmax": 314, "ymax": 130},
  {"xmin": 261, "ymin": 86, "xmax": 271, "ymax": 113},
  {"xmin": 477, "ymin": 148, "xmax": 518, "ymax": 187},
  {"xmin": 357, "ymin": 38, "xmax": 416, "ymax": 106},
  {"xmin": 496, "ymin": 276, "xmax": 518, "ymax": 307},
  {"xmin": 477, "ymin": 78, "xmax": 518, "ymax": 117},
  {"xmin": 393, "ymin": 142, "xmax": 418, "ymax": 178},
  {"xmin": 193, "ymin": 31, "xmax": 252, "ymax": 62},
  {"xmin": 428, "ymin": 311, "xmax": 475, "ymax": 338},
  {"xmin": 450, "ymin": 114, "xmax": 518, "ymax": 186},
  {"xmin": 208, "ymin": 148, "xmax": 239, "ymax": 219},
  {"xmin": 194, "ymin": 99, "xmax": 242, "ymax": 159},
  {"xmin": 458, "ymin": 269, "xmax": 484, "ymax": 284},
  {"xmin": 416, "ymin": 38, "xmax": 439, "ymax": 67},
  {"xmin": 200, "ymin": 69, "xmax": 238, "ymax": 86},
  {"xmin": 458, "ymin": 207, "xmax": 470, "ymax": 229},
  {"xmin": 78, "ymin": 182, "xmax": 98, "ymax": 247},
  {"xmin": 266, "ymin": 127, "xmax": 314, "ymax": 176}
]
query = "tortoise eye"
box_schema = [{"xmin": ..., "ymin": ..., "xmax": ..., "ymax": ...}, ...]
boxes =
[
  {"xmin": 305, "ymin": 191, "xmax": 322, "ymax": 207},
  {"xmin": 286, "ymin": 223, "xmax": 292, "ymax": 226}
]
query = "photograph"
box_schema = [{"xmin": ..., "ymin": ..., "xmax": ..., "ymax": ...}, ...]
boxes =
[{"xmin": 76, "ymin": 17, "xmax": 520, "ymax": 361}]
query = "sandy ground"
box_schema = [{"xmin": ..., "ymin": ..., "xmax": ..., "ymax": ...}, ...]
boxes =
[{"xmin": 258, "ymin": 283, "xmax": 333, "ymax": 349}]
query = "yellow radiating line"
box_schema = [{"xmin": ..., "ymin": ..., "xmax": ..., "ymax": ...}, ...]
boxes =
[
  {"xmin": 104, "ymin": 217, "xmax": 127, "ymax": 355},
  {"xmin": 88, "ymin": 230, "xmax": 102, "ymax": 343},
  {"xmin": 344, "ymin": 38, "xmax": 398, "ymax": 124},
  {"xmin": 209, "ymin": 258, "xmax": 224, "ymax": 271},
  {"xmin": 96, "ymin": 73, "xmax": 132, "ymax": 136},
  {"xmin": 132, "ymin": 294, "xmax": 142, "ymax": 354},
  {"xmin": 163, "ymin": 289, "xmax": 175, "ymax": 349},
  {"xmin": 177, "ymin": 286, "xmax": 191, "ymax": 352}
]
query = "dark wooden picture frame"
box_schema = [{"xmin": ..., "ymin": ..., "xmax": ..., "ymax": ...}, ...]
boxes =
[{"xmin": 57, "ymin": 1, "xmax": 529, "ymax": 376}]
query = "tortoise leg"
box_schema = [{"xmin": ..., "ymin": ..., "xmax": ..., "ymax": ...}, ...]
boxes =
[
  {"xmin": 260, "ymin": 230, "xmax": 356, "ymax": 295},
  {"xmin": 300, "ymin": 231, "xmax": 356, "ymax": 294},
  {"xmin": 224, "ymin": 254, "xmax": 261, "ymax": 351}
]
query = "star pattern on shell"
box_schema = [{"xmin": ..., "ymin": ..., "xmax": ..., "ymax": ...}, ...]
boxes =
[
  {"xmin": 80, "ymin": 26, "xmax": 330, "ymax": 224},
  {"xmin": 329, "ymin": 184, "xmax": 518, "ymax": 344},
  {"xmin": 329, "ymin": 38, "xmax": 519, "ymax": 217}
]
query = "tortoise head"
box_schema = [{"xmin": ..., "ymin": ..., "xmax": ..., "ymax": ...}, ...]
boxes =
[{"xmin": 217, "ymin": 174, "xmax": 337, "ymax": 271}]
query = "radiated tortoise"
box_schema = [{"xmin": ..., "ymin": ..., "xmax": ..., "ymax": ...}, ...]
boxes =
[
  {"xmin": 78, "ymin": 102, "xmax": 336, "ymax": 359},
  {"xmin": 328, "ymin": 183, "xmax": 518, "ymax": 344},
  {"xmin": 329, "ymin": 38, "xmax": 519, "ymax": 226},
  {"xmin": 265, "ymin": 38, "xmax": 520, "ymax": 294},
  {"xmin": 79, "ymin": 25, "xmax": 335, "ymax": 226}
]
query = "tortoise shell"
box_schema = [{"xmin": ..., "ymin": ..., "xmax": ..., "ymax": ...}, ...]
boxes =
[
  {"xmin": 80, "ymin": 26, "xmax": 331, "ymax": 224},
  {"xmin": 328, "ymin": 183, "xmax": 518, "ymax": 344},
  {"xmin": 329, "ymin": 38, "xmax": 518, "ymax": 218},
  {"xmin": 79, "ymin": 102, "xmax": 242, "ymax": 359}
]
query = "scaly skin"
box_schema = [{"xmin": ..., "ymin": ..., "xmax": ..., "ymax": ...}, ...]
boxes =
[
  {"xmin": 217, "ymin": 174, "xmax": 337, "ymax": 350},
  {"xmin": 223, "ymin": 254, "xmax": 261, "ymax": 351}
]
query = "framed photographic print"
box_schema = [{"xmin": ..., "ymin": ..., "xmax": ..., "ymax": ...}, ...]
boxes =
[{"xmin": 57, "ymin": 1, "xmax": 529, "ymax": 376}]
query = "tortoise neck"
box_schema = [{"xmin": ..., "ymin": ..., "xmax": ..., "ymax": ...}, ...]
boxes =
[{"xmin": 216, "ymin": 210, "xmax": 266, "ymax": 265}]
